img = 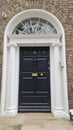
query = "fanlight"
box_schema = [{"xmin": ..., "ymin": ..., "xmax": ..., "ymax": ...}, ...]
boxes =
[{"xmin": 13, "ymin": 18, "xmax": 57, "ymax": 35}]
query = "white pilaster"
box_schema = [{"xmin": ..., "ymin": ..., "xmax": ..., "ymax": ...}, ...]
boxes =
[
  {"xmin": 6, "ymin": 43, "xmax": 16, "ymax": 111},
  {"xmin": 53, "ymin": 46, "xmax": 64, "ymax": 117}
]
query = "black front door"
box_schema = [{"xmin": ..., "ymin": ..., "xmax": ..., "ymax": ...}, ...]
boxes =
[{"xmin": 18, "ymin": 47, "xmax": 51, "ymax": 112}]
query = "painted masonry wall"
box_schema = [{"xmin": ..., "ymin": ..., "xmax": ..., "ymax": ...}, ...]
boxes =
[{"xmin": 0, "ymin": 0, "xmax": 73, "ymax": 109}]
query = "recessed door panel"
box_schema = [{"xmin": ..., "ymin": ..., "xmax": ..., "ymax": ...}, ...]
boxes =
[
  {"xmin": 20, "ymin": 78, "xmax": 33, "ymax": 92},
  {"xmin": 21, "ymin": 58, "xmax": 33, "ymax": 72},
  {"xmin": 37, "ymin": 58, "xmax": 48, "ymax": 72},
  {"xmin": 37, "ymin": 77, "xmax": 48, "ymax": 92}
]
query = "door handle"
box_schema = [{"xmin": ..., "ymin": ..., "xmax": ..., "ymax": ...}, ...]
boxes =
[
  {"xmin": 33, "ymin": 58, "xmax": 37, "ymax": 64},
  {"xmin": 40, "ymin": 73, "xmax": 43, "ymax": 76}
]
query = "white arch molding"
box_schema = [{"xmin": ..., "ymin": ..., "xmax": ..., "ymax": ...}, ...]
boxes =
[{"xmin": 0, "ymin": 9, "xmax": 69, "ymax": 119}]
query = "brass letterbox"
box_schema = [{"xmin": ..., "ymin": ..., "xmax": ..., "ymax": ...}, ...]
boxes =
[{"xmin": 32, "ymin": 73, "xmax": 38, "ymax": 77}]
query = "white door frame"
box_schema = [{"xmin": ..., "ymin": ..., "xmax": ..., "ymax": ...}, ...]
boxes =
[{"xmin": 0, "ymin": 9, "xmax": 69, "ymax": 119}]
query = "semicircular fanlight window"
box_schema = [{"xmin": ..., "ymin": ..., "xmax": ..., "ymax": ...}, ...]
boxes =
[{"xmin": 13, "ymin": 18, "xmax": 57, "ymax": 35}]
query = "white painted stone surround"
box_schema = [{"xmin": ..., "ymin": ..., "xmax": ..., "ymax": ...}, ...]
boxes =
[{"xmin": 0, "ymin": 9, "xmax": 69, "ymax": 119}]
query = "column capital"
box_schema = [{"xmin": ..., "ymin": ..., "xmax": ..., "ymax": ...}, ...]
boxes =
[
  {"xmin": 7, "ymin": 43, "xmax": 17, "ymax": 47},
  {"xmin": 52, "ymin": 42, "xmax": 62, "ymax": 47}
]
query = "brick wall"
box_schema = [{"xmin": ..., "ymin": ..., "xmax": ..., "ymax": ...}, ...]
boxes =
[{"xmin": 0, "ymin": 0, "xmax": 73, "ymax": 108}]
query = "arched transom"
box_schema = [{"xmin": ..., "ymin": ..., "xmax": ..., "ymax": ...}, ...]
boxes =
[{"xmin": 13, "ymin": 18, "xmax": 57, "ymax": 35}]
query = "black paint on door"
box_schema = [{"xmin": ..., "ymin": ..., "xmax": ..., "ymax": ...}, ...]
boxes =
[{"xmin": 18, "ymin": 47, "xmax": 51, "ymax": 112}]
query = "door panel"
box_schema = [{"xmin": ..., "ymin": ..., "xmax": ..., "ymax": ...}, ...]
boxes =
[
  {"xmin": 21, "ymin": 58, "xmax": 33, "ymax": 72},
  {"xmin": 20, "ymin": 78, "xmax": 33, "ymax": 92},
  {"xmin": 18, "ymin": 47, "xmax": 51, "ymax": 112},
  {"xmin": 37, "ymin": 58, "xmax": 48, "ymax": 72},
  {"xmin": 37, "ymin": 77, "xmax": 48, "ymax": 92}
]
